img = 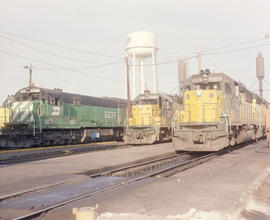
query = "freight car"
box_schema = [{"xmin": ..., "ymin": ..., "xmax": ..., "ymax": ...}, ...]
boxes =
[
  {"xmin": 172, "ymin": 70, "xmax": 267, "ymax": 151},
  {"xmin": 124, "ymin": 90, "xmax": 181, "ymax": 144},
  {"xmin": 0, "ymin": 86, "xmax": 127, "ymax": 148}
]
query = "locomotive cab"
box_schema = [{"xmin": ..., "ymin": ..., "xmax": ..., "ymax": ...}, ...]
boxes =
[{"xmin": 5, "ymin": 87, "xmax": 43, "ymax": 128}]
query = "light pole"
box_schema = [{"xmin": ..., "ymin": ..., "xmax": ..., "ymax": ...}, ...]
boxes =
[
  {"xmin": 24, "ymin": 64, "xmax": 33, "ymax": 88},
  {"xmin": 197, "ymin": 44, "xmax": 201, "ymax": 74}
]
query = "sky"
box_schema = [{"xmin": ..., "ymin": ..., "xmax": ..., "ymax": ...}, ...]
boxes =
[{"xmin": 0, "ymin": 0, "xmax": 269, "ymax": 104}]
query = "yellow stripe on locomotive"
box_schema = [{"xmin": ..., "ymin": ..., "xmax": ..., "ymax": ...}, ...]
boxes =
[
  {"xmin": 0, "ymin": 108, "xmax": 11, "ymax": 128},
  {"xmin": 180, "ymin": 90, "xmax": 223, "ymax": 123},
  {"xmin": 129, "ymin": 104, "xmax": 164, "ymax": 126}
]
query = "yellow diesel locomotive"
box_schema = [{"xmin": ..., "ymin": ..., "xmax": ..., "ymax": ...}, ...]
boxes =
[
  {"xmin": 124, "ymin": 91, "xmax": 180, "ymax": 144},
  {"xmin": 172, "ymin": 70, "xmax": 267, "ymax": 151}
]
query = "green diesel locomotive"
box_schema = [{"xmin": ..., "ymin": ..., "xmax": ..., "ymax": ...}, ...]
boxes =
[{"xmin": 0, "ymin": 86, "xmax": 127, "ymax": 147}]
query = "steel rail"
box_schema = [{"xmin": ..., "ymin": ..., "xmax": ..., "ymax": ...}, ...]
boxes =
[
  {"xmin": 0, "ymin": 141, "xmax": 118, "ymax": 153},
  {"xmin": 10, "ymin": 152, "xmax": 211, "ymax": 220},
  {"xmin": 0, "ymin": 143, "xmax": 128, "ymax": 165},
  {"xmin": 8, "ymin": 139, "xmax": 263, "ymax": 220},
  {"xmin": 0, "ymin": 180, "xmax": 73, "ymax": 202},
  {"xmin": 1, "ymin": 152, "xmax": 179, "ymax": 203},
  {"xmin": 89, "ymin": 152, "xmax": 185, "ymax": 177}
]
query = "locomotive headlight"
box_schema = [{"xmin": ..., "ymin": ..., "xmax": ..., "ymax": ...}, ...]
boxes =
[
  {"xmin": 138, "ymin": 105, "xmax": 142, "ymax": 109},
  {"xmin": 186, "ymin": 94, "xmax": 190, "ymax": 99},
  {"xmin": 196, "ymin": 90, "xmax": 202, "ymax": 97}
]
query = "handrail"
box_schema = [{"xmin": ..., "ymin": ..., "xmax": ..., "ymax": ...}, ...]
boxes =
[{"xmin": 171, "ymin": 110, "xmax": 178, "ymax": 135}]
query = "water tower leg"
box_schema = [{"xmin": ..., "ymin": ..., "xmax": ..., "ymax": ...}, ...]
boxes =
[
  {"xmin": 152, "ymin": 49, "xmax": 158, "ymax": 93},
  {"xmin": 132, "ymin": 51, "xmax": 136, "ymax": 100},
  {"xmin": 140, "ymin": 59, "xmax": 145, "ymax": 94}
]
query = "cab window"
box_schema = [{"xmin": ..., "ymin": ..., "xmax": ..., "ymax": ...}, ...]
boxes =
[{"xmin": 185, "ymin": 85, "xmax": 191, "ymax": 91}]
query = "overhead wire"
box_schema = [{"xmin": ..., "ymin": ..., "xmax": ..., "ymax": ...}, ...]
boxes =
[
  {"xmin": 248, "ymin": 79, "xmax": 258, "ymax": 90},
  {"xmin": 138, "ymin": 41, "xmax": 270, "ymax": 67},
  {"xmin": 202, "ymin": 36, "xmax": 269, "ymax": 53},
  {"xmin": 32, "ymin": 60, "xmax": 123, "ymax": 71},
  {"xmin": 156, "ymin": 36, "xmax": 269, "ymax": 60},
  {"xmin": 0, "ymin": 49, "xmax": 123, "ymax": 84},
  {"xmin": 34, "ymin": 68, "xmax": 111, "ymax": 97},
  {"xmin": 168, "ymin": 83, "xmax": 179, "ymax": 95},
  {"xmin": 0, "ymin": 34, "xmax": 125, "ymax": 70},
  {"xmin": 0, "ymin": 30, "xmax": 122, "ymax": 60},
  {"xmin": 1, "ymin": 40, "xmax": 269, "ymax": 80},
  {"xmin": 1, "ymin": 30, "xmax": 270, "ymax": 68},
  {"xmin": 2, "ymin": 31, "xmax": 270, "ymax": 102},
  {"xmin": 157, "ymin": 35, "xmax": 270, "ymax": 64},
  {"xmin": 1, "ymin": 33, "xmax": 270, "ymax": 90},
  {"xmin": 263, "ymin": 79, "xmax": 270, "ymax": 88},
  {"xmin": 0, "ymin": 65, "xmax": 23, "ymax": 68},
  {"xmin": 0, "ymin": 34, "xmax": 103, "ymax": 64},
  {"xmin": 203, "ymin": 42, "xmax": 270, "ymax": 56}
]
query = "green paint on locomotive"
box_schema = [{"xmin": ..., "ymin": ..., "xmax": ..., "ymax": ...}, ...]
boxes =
[
  {"xmin": 11, "ymin": 100, "xmax": 126, "ymax": 130},
  {"xmin": 11, "ymin": 101, "xmax": 40, "ymax": 125},
  {"xmin": 1, "ymin": 87, "xmax": 127, "ymax": 147}
]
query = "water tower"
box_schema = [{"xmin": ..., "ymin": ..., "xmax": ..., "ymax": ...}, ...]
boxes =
[{"xmin": 125, "ymin": 31, "xmax": 158, "ymax": 99}]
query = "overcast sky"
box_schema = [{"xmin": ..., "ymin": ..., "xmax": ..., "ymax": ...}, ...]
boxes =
[{"xmin": 0, "ymin": 0, "xmax": 269, "ymax": 104}]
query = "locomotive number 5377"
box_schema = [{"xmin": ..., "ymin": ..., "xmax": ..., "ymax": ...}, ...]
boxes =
[{"xmin": 104, "ymin": 111, "xmax": 116, "ymax": 119}]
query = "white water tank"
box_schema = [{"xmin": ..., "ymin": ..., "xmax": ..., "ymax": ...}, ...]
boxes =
[{"xmin": 125, "ymin": 31, "xmax": 158, "ymax": 58}]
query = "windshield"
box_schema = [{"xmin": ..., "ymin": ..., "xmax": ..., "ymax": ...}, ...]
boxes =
[{"xmin": 135, "ymin": 99, "xmax": 158, "ymax": 105}]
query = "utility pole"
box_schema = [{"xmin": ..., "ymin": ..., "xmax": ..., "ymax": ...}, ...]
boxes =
[
  {"xmin": 125, "ymin": 57, "xmax": 132, "ymax": 119},
  {"xmin": 256, "ymin": 53, "xmax": 264, "ymax": 98},
  {"xmin": 24, "ymin": 64, "xmax": 33, "ymax": 88},
  {"xmin": 256, "ymin": 35, "xmax": 270, "ymax": 97},
  {"xmin": 266, "ymin": 105, "xmax": 270, "ymax": 148},
  {"xmin": 178, "ymin": 59, "xmax": 186, "ymax": 96},
  {"xmin": 197, "ymin": 44, "xmax": 201, "ymax": 74}
]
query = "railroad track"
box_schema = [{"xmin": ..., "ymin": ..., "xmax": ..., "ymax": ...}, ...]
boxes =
[
  {"xmin": 1, "ymin": 140, "xmax": 258, "ymax": 220},
  {"xmin": 0, "ymin": 141, "xmax": 121, "ymax": 152},
  {"xmin": 0, "ymin": 152, "xmax": 182, "ymax": 202},
  {"xmin": 0, "ymin": 142, "xmax": 129, "ymax": 165},
  {"xmin": 0, "ymin": 151, "xmax": 211, "ymax": 220}
]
